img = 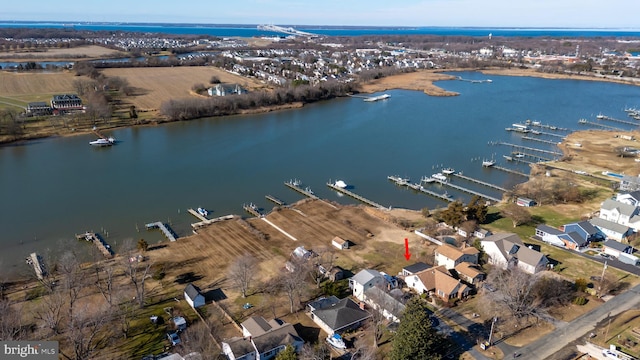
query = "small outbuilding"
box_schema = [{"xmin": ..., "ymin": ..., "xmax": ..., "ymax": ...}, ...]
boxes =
[
  {"xmin": 332, "ymin": 236, "xmax": 349, "ymax": 250},
  {"xmin": 184, "ymin": 283, "xmax": 205, "ymax": 309}
]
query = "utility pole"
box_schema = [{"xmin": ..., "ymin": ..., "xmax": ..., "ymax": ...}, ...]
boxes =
[
  {"xmin": 488, "ymin": 317, "xmax": 497, "ymax": 345},
  {"xmin": 598, "ymin": 260, "xmax": 607, "ymax": 297}
]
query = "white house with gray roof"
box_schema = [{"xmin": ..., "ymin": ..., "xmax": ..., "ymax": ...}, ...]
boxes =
[
  {"xmin": 222, "ymin": 316, "xmax": 303, "ymax": 360},
  {"xmin": 349, "ymin": 269, "xmax": 385, "ymax": 301},
  {"xmin": 599, "ymin": 198, "xmax": 640, "ymax": 230},
  {"xmin": 589, "ymin": 217, "xmax": 634, "ymax": 242},
  {"xmin": 616, "ymin": 191, "xmax": 640, "ymax": 207},
  {"xmin": 481, "ymin": 233, "xmax": 549, "ymax": 274}
]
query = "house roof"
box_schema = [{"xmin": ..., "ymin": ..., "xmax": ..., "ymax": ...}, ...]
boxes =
[
  {"xmin": 590, "ymin": 217, "xmax": 631, "ymax": 235},
  {"xmin": 482, "ymin": 233, "xmax": 548, "ymax": 268},
  {"xmin": 251, "ymin": 323, "xmax": 302, "ymax": 354},
  {"xmin": 537, "ymin": 224, "xmax": 563, "ymax": 235},
  {"xmin": 454, "ymin": 262, "xmax": 484, "ymax": 279},
  {"xmin": 601, "ymin": 198, "xmax": 638, "ymax": 217},
  {"xmin": 332, "ymin": 236, "xmax": 347, "ymax": 245},
  {"xmin": 414, "ymin": 266, "xmax": 464, "ymax": 296},
  {"xmin": 560, "ymin": 232, "xmax": 588, "ymax": 247},
  {"xmin": 307, "ymin": 296, "xmax": 340, "ymax": 311},
  {"xmin": 574, "ymin": 221, "xmax": 599, "ymax": 236},
  {"xmin": 603, "ymin": 239, "xmax": 632, "ymax": 252},
  {"xmin": 436, "ymin": 243, "xmax": 478, "ymax": 261},
  {"xmin": 184, "ymin": 283, "xmax": 202, "ymax": 300},
  {"xmin": 617, "ymin": 190, "xmax": 640, "ymax": 203},
  {"xmin": 402, "ymin": 262, "xmax": 431, "ymax": 274},
  {"xmin": 364, "ymin": 286, "xmax": 405, "ymax": 318},
  {"xmin": 352, "ymin": 269, "xmax": 382, "ymax": 286},
  {"xmin": 241, "ymin": 316, "xmax": 280, "ymax": 337},
  {"xmin": 224, "ymin": 337, "xmax": 255, "ymax": 357},
  {"xmin": 311, "ymin": 297, "xmax": 371, "ymax": 332}
]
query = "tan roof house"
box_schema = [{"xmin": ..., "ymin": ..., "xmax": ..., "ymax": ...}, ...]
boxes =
[
  {"xmin": 434, "ymin": 243, "xmax": 479, "ymax": 270},
  {"xmin": 405, "ymin": 266, "xmax": 470, "ymax": 302},
  {"xmin": 454, "ymin": 262, "xmax": 485, "ymax": 285}
]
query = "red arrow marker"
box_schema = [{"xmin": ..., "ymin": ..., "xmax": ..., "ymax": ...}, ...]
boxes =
[{"xmin": 404, "ymin": 238, "xmax": 411, "ymax": 261}]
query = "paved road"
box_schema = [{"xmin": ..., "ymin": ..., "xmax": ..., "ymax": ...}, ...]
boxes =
[
  {"xmin": 506, "ymin": 283, "xmax": 640, "ymax": 359},
  {"xmin": 436, "ymin": 308, "xmax": 491, "ymax": 360}
]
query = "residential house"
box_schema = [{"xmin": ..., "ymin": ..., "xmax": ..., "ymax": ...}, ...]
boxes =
[
  {"xmin": 599, "ymin": 198, "xmax": 640, "ymax": 228},
  {"xmin": 434, "ymin": 243, "xmax": 479, "ymax": 270},
  {"xmin": 308, "ymin": 297, "xmax": 371, "ymax": 335},
  {"xmin": 562, "ymin": 221, "xmax": 603, "ymax": 244},
  {"xmin": 536, "ymin": 222, "xmax": 602, "ymax": 250},
  {"xmin": 616, "ymin": 191, "xmax": 640, "ymax": 207},
  {"xmin": 619, "ymin": 175, "xmax": 640, "ymax": 192},
  {"xmin": 401, "ymin": 262, "xmax": 431, "ymax": 277},
  {"xmin": 363, "ymin": 286, "xmax": 405, "ymax": 323},
  {"xmin": 208, "ymin": 83, "xmax": 247, "ymax": 97},
  {"xmin": 481, "ymin": 233, "xmax": 549, "ymax": 274},
  {"xmin": 184, "ymin": 283, "xmax": 205, "ymax": 309},
  {"xmin": 405, "ymin": 266, "xmax": 470, "ymax": 302},
  {"xmin": 51, "ymin": 94, "xmax": 83, "ymax": 110},
  {"xmin": 331, "ymin": 236, "xmax": 349, "ymax": 250},
  {"xmin": 454, "ymin": 263, "xmax": 485, "ymax": 285},
  {"xmin": 535, "ymin": 225, "xmax": 567, "ymax": 247},
  {"xmin": 589, "ymin": 217, "xmax": 634, "ymax": 242},
  {"xmin": 222, "ymin": 316, "xmax": 303, "ymax": 360},
  {"xmin": 473, "ymin": 229, "xmax": 492, "ymax": 239},
  {"xmin": 602, "ymin": 239, "xmax": 633, "ymax": 258},
  {"xmin": 349, "ymin": 269, "xmax": 385, "ymax": 301},
  {"xmin": 26, "ymin": 102, "xmax": 52, "ymax": 116}
]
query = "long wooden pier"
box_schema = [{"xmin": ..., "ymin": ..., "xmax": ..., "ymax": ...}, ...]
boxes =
[
  {"xmin": 145, "ymin": 222, "xmax": 177, "ymax": 242},
  {"xmin": 497, "ymin": 141, "xmax": 562, "ymax": 156},
  {"xmin": 578, "ymin": 119, "xmax": 623, "ymax": 130},
  {"xmin": 528, "ymin": 122, "xmax": 570, "ymax": 132},
  {"xmin": 265, "ymin": 195, "xmax": 285, "ymax": 206},
  {"xmin": 431, "ymin": 179, "xmax": 502, "ymax": 202},
  {"xmin": 187, "ymin": 208, "xmax": 208, "ymax": 222},
  {"xmin": 522, "ymin": 136, "xmax": 562, "ymax": 145},
  {"xmin": 390, "ymin": 180, "xmax": 453, "ymax": 202},
  {"xmin": 597, "ymin": 115, "xmax": 639, "ymax": 126},
  {"xmin": 191, "ymin": 214, "xmax": 236, "ymax": 229},
  {"xmin": 284, "ymin": 180, "xmax": 319, "ymax": 200},
  {"xmin": 27, "ymin": 252, "xmax": 46, "ymax": 280},
  {"xmin": 450, "ymin": 173, "xmax": 508, "ymax": 191},
  {"xmin": 326, "ymin": 183, "xmax": 387, "ymax": 209},
  {"xmin": 76, "ymin": 232, "xmax": 113, "ymax": 258},
  {"xmin": 492, "ymin": 165, "xmax": 530, "ymax": 178}
]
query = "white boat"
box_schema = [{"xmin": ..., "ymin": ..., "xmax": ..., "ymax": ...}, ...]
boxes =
[
  {"xmin": 334, "ymin": 180, "xmax": 347, "ymax": 189},
  {"xmin": 421, "ymin": 175, "xmax": 435, "ymax": 183},
  {"xmin": 364, "ymin": 94, "xmax": 391, "ymax": 102},
  {"xmin": 441, "ymin": 168, "xmax": 455, "ymax": 175},
  {"xmin": 482, "ymin": 159, "xmax": 496, "ymax": 167},
  {"xmin": 197, "ymin": 207, "xmax": 208, "ymax": 217},
  {"xmin": 514, "ymin": 153, "xmax": 525, "ymax": 158},
  {"xmin": 431, "ymin": 173, "xmax": 448, "ymax": 181},
  {"xmin": 89, "ymin": 137, "xmax": 115, "ymax": 146},
  {"xmin": 326, "ymin": 333, "xmax": 346, "ymax": 349}
]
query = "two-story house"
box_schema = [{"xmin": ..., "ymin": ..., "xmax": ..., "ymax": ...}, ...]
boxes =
[
  {"xmin": 434, "ymin": 243, "xmax": 479, "ymax": 270},
  {"xmin": 481, "ymin": 233, "xmax": 549, "ymax": 274}
]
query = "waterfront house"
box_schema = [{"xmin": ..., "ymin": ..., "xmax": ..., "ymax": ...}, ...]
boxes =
[
  {"xmin": 434, "ymin": 243, "xmax": 479, "ymax": 270},
  {"xmin": 308, "ymin": 297, "xmax": 371, "ymax": 335},
  {"xmin": 208, "ymin": 83, "xmax": 247, "ymax": 97},
  {"xmin": 222, "ymin": 317, "xmax": 303, "ymax": 360},
  {"xmin": 589, "ymin": 217, "xmax": 633, "ymax": 243},
  {"xmin": 26, "ymin": 102, "xmax": 52, "ymax": 116},
  {"xmin": 184, "ymin": 283, "xmax": 205, "ymax": 309},
  {"xmin": 602, "ymin": 239, "xmax": 633, "ymax": 258},
  {"xmin": 599, "ymin": 198, "xmax": 640, "ymax": 228},
  {"xmin": 401, "ymin": 262, "xmax": 431, "ymax": 277},
  {"xmin": 616, "ymin": 191, "xmax": 640, "ymax": 207},
  {"xmin": 404, "ymin": 266, "xmax": 470, "ymax": 302},
  {"xmin": 331, "ymin": 236, "xmax": 349, "ymax": 250},
  {"xmin": 481, "ymin": 233, "xmax": 549, "ymax": 274},
  {"xmin": 51, "ymin": 94, "xmax": 83, "ymax": 110},
  {"xmin": 620, "ymin": 175, "xmax": 640, "ymax": 192},
  {"xmin": 349, "ymin": 269, "xmax": 385, "ymax": 301}
]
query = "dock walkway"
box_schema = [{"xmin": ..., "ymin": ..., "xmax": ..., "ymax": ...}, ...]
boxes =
[
  {"xmin": 76, "ymin": 232, "xmax": 114, "ymax": 258},
  {"xmin": 243, "ymin": 203, "xmax": 262, "ymax": 217},
  {"xmin": 492, "ymin": 165, "xmax": 530, "ymax": 178},
  {"xmin": 187, "ymin": 208, "xmax": 208, "ymax": 222},
  {"xmin": 598, "ymin": 115, "xmax": 639, "ymax": 126},
  {"xmin": 27, "ymin": 252, "xmax": 46, "ymax": 280},
  {"xmin": 284, "ymin": 180, "xmax": 318, "ymax": 200},
  {"xmin": 326, "ymin": 183, "xmax": 386, "ymax": 209},
  {"xmin": 578, "ymin": 119, "xmax": 623, "ymax": 130},
  {"xmin": 522, "ymin": 136, "xmax": 561, "ymax": 145},
  {"xmin": 450, "ymin": 173, "xmax": 508, "ymax": 192},
  {"xmin": 497, "ymin": 141, "xmax": 562, "ymax": 156},
  {"xmin": 191, "ymin": 214, "xmax": 236, "ymax": 230},
  {"xmin": 145, "ymin": 222, "xmax": 177, "ymax": 242},
  {"xmin": 431, "ymin": 179, "xmax": 502, "ymax": 203},
  {"xmin": 389, "ymin": 179, "xmax": 453, "ymax": 203},
  {"xmin": 265, "ymin": 195, "xmax": 285, "ymax": 206}
]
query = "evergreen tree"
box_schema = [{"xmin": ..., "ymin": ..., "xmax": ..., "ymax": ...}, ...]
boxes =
[
  {"xmin": 275, "ymin": 345, "xmax": 297, "ymax": 360},
  {"xmin": 389, "ymin": 298, "xmax": 444, "ymax": 360}
]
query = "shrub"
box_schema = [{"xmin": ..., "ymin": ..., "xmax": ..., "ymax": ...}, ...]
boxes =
[{"xmin": 573, "ymin": 296, "xmax": 588, "ymax": 305}]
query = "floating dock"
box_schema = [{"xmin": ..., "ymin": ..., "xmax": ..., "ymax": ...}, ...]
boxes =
[
  {"xmin": 430, "ymin": 178, "xmax": 502, "ymax": 203},
  {"xmin": 187, "ymin": 208, "xmax": 208, "ymax": 222},
  {"xmin": 145, "ymin": 222, "xmax": 177, "ymax": 242},
  {"xmin": 326, "ymin": 182, "xmax": 387, "ymax": 209},
  {"xmin": 450, "ymin": 173, "xmax": 508, "ymax": 192},
  {"xmin": 387, "ymin": 175, "xmax": 410, "ymax": 186},
  {"xmin": 27, "ymin": 252, "xmax": 46, "ymax": 280},
  {"xmin": 526, "ymin": 122, "xmax": 570, "ymax": 132},
  {"xmin": 243, "ymin": 203, "xmax": 262, "ymax": 217},
  {"xmin": 76, "ymin": 232, "xmax": 113, "ymax": 258},
  {"xmin": 265, "ymin": 195, "xmax": 285, "ymax": 206},
  {"xmin": 284, "ymin": 180, "xmax": 319, "ymax": 200}
]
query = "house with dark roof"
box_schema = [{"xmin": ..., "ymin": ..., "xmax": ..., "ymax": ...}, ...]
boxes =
[
  {"xmin": 401, "ymin": 262, "xmax": 431, "ymax": 277},
  {"xmin": 589, "ymin": 217, "xmax": 634, "ymax": 243},
  {"xmin": 602, "ymin": 240, "xmax": 634, "ymax": 258},
  {"xmin": 481, "ymin": 233, "xmax": 549, "ymax": 274},
  {"xmin": 536, "ymin": 222, "xmax": 602, "ymax": 250},
  {"xmin": 309, "ymin": 297, "xmax": 371, "ymax": 335},
  {"xmin": 184, "ymin": 283, "xmax": 205, "ymax": 309},
  {"xmin": 363, "ymin": 286, "xmax": 406, "ymax": 323},
  {"xmin": 222, "ymin": 316, "xmax": 303, "ymax": 360},
  {"xmin": 51, "ymin": 94, "xmax": 83, "ymax": 110},
  {"xmin": 562, "ymin": 221, "xmax": 602, "ymax": 244}
]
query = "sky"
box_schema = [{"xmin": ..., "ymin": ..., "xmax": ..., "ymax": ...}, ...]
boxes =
[{"xmin": 2, "ymin": 0, "xmax": 640, "ymax": 28}]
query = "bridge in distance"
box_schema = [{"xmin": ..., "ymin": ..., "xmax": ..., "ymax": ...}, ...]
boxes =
[{"xmin": 257, "ymin": 24, "xmax": 318, "ymax": 38}]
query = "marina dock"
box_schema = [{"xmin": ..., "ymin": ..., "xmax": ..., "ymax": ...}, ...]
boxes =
[
  {"xmin": 597, "ymin": 115, "xmax": 639, "ymax": 126},
  {"xmin": 578, "ymin": 119, "xmax": 623, "ymax": 130},
  {"xmin": 389, "ymin": 179, "xmax": 453, "ymax": 202},
  {"xmin": 450, "ymin": 172, "xmax": 508, "ymax": 192},
  {"xmin": 265, "ymin": 195, "xmax": 285, "ymax": 206},
  {"xmin": 187, "ymin": 208, "xmax": 208, "ymax": 222},
  {"xmin": 526, "ymin": 122, "xmax": 570, "ymax": 132},
  {"xmin": 76, "ymin": 232, "xmax": 113, "ymax": 258},
  {"xmin": 326, "ymin": 182, "xmax": 387, "ymax": 209},
  {"xmin": 492, "ymin": 165, "xmax": 530, "ymax": 178},
  {"xmin": 191, "ymin": 214, "xmax": 236, "ymax": 230},
  {"xmin": 522, "ymin": 136, "xmax": 562, "ymax": 145},
  {"xmin": 145, "ymin": 222, "xmax": 177, "ymax": 242},
  {"xmin": 363, "ymin": 94, "xmax": 391, "ymax": 102},
  {"xmin": 27, "ymin": 252, "xmax": 46, "ymax": 280},
  {"xmin": 243, "ymin": 203, "xmax": 262, "ymax": 217},
  {"xmin": 284, "ymin": 180, "xmax": 319, "ymax": 200},
  {"xmin": 496, "ymin": 141, "xmax": 562, "ymax": 157},
  {"xmin": 430, "ymin": 178, "xmax": 502, "ymax": 203},
  {"xmin": 387, "ymin": 175, "xmax": 410, "ymax": 186}
]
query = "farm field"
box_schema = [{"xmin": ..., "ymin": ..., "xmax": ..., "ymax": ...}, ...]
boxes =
[{"xmin": 0, "ymin": 45, "xmax": 124, "ymax": 60}]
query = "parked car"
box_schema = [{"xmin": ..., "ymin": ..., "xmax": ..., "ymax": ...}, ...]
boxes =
[
  {"xmin": 599, "ymin": 253, "xmax": 611, "ymax": 259},
  {"xmin": 167, "ymin": 331, "xmax": 181, "ymax": 346}
]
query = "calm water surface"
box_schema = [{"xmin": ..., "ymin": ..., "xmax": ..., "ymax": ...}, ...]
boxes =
[{"xmin": 1, "ymin": 72, "xmax": 639, "ymax": 273}]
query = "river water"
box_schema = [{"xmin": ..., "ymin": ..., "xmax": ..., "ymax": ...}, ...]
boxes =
[{"xmin": 1, "ymin": 71, "xmax": 639, "ymax": 274}]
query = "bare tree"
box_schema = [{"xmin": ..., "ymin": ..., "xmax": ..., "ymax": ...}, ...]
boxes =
[
  {"xmin": 0, "ymin": 299, "xmax": 26, "ymax": 340},
  {"xmin": 299, "ymin": 342, "xmax": 331, "ymax": 360},
  {"xmin": 94, "ymin": 263, "xmax": 116, "ymax": 307},
  {"xmin": 180, "ymin": 320, "xmax": 222, "ymax": 359},
  {"xmin": 122, "ymin": 244, "xmax": 152, "ymax": 308},
  {"xmin": 61, "ymin": 304, "xmax": 111, "ymax": 360},
  {"xmin": 278, "ymin": 263, "xmax": 309, "ymax": 314},
  {"xmin": 500, "ymin": 203, "xmax": 532, "ymax": 228},
  {"xmin": 34, "ymin": 289, "xmax": 66, "ymax": 335},
  {"xmin": 58, "ymin": 251, "xmax": 85, "ymax": 320},
  {"xmin": 228, "ymin": 254, "xmax": 258, "ymax": 298}
]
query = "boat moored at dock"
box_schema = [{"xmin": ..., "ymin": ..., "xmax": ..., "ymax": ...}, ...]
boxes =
[
  {"xmin": 197, "ymin": 207, "xmax": 208, "ymax": 217},
  {"xmin": 441, "ymin": 168, "xmax": 455, "ymax": 175},
  {"xmin": 482, "ymin": 159, "xmax": 496, "ymax": 167},
  {"xmin": 431, "ymin": 173, "xmax": 448, "ymax": 181}
]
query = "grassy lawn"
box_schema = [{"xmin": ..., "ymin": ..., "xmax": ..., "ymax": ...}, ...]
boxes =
[{"xmin": 592, "ymin": 310, "xmax": 640, "ymax": 358}]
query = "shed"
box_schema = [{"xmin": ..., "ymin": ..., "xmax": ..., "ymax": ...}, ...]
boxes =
[
  {"xmin": 173, "ymin": 316, "xmax": 187, "ymax": 331},
  {"xmin": 517, "ymin": 197, "xmax": 536, "ymax": 207},
  {"xmin": 332, "ymin": 236, "xmax": 349, "ymax": 250},
  {"xmin": 184, "ymin": 283, "xmax": 205, "ymax": 309}
]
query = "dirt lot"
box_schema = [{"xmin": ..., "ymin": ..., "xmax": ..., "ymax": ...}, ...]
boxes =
[{"xmin": 101, "ymin": 67, "xmax": 269, "ymax": 110}]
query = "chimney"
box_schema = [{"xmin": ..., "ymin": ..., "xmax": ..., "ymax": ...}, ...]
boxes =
[{"xmin": 359, "ymin": 301, "xmax": 366, "ymax": 310}]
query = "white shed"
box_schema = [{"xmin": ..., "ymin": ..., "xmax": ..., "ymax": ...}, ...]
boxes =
[
  {"xmin": 332, "ymin": 236, "xmax": 349, "ymax": 250},
  {"xmin": 184, "ymin": 283, "xmax": 205, "ymax": 309}
]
